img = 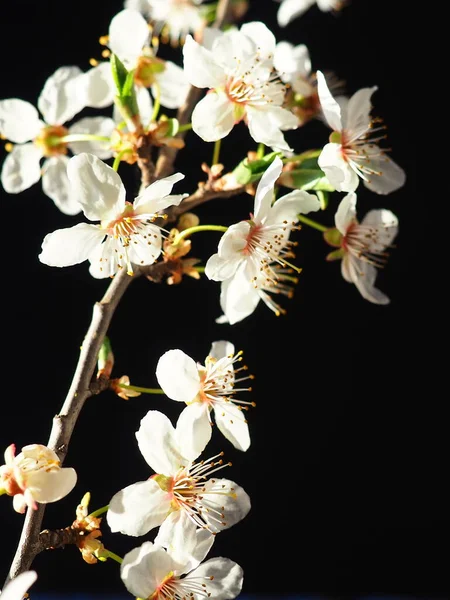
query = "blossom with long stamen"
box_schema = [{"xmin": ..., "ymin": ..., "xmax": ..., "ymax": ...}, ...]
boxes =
[
  {"xmin": 183, "ymin": 22, "xmax": 299, "ymax": 152},
  {"xmin": 325, "ymin": 192, "xmax": 398, "ymax": 304},
  {"xmin": 205, "ymin": 156, "xmax": 320, "ymax": 302},
  {"xmin": 0, "ymin": 444, "xmax": 77, "ymax": 514},
  {"xmin": 0, "ymin": 571, "xmax": 37, "ymax": 600},
  {"xmin": 0, "ymin": 67, "xmax": 114, "ymax": 214},
  {"xmin": 277, "ymin": 0, "xmax": 345, "ymax": 27},
  {"xmin": 107, "ymin": 410, "xmax": 250, "ymax": 538},
  {"xmin": 121, "ymin": 520, "xmax": 243, "ymax": 600},
  {"xmin": 156, "ymin": 341, "xmax": 254, "ymax": 455},
  {"xmin": 38, "ymin": 153, "xmax": 187, "ymax": 278},
  {"xmin": 316, "ymin": 70, "xmax": 405, "ymax": 194}
]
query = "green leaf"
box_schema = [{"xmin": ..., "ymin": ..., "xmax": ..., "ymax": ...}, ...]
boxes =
[
  {"xmin": 110, "ymin": 54, "xmax": 129, "ymax": 95},
  {"xmin": 279, "ymin": 168, "xmax": 335, "ymax": 191},
  {"xmin": 233, "ymin": 152, "xmax": 281, "ymax": 185}
]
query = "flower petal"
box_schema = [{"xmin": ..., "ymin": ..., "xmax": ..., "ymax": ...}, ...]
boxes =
[
  {"xmin": 176, "ymin": 403, "xmax": 212, "ymax": 461},
  {"xmin": 41, "ymin": 156, "xmax": 83, "ymax": 215},
  {"xmin": 219, "ymin": 265, "xmax": 261, "ymax": 325},
  {"xmin": 67, "ymin": 153, "xmax": 126, "ymax": 221},
  {"xmin": 202, "ymin": 478, "xmax": 251, "ymax": 532},
  {"xmin": 136, "ymin": 410, "xmax": 189, "ymax": 474},
  {"xmin": 214, "ymin": 402, "xmax": 250, "ymax": 452},
  {"xmin": 334, "ymin": 192, "xmax": 357, "ymax": 235},
  {"xmin": 133, "ymin": 172, "xmax": 186, "ymax": 214},
  {"xmin": 345, "ymin": 86, "xmax": 377, "ymax": 137},
  {"xmin": 68, "ymin": 117, "xmax": 115, "ymax": 159},
  {"xmin": 26, "ymin": 467, "xmax": 77, "ymax": 503},
  {"xmin": 109, "ymin": 9, "xmax": 149, "ymax": 66},
  {"xmin": 209, "ymin": 341, "xmax": 235, "ymax": 360},
  {"xmin": 156, "ymin": 349, "xmax": 200, "ymax": 402},
  {"xmin": 38, "ymin": 66, "xmax": 84, "ymax": 125},
  {"xmin": 77, "ymin": 62, "xmax": 116, "ymax": 109},
  {"xmin": 185, "ymin": 558, "xmax": 243, "ymax": 600},
  {"xmin": 349, "ymin": 257, "xmax": 390, "ymax": 305},
  {"xmin": 316, "ymin": 70, "xmax": 342, "ymax": 132},
  {"xmin": 246, "ymin": 107, "xmax": 296, "ymax": 153},
  {"xmin": 0, "ymin": 571, "xmax": 37, "ymax": 600},
  {"xmin": 361, "ymin": 150, "xmax": 406, "ymax": 195},
  {"xmin": 274, "ymin": 42, "xmax": 311, "ymax": 82},
  {"xmin": 1, "ymin": 143, "xmax": 42, "ymax": 194},
  {"xmin": 127, "ymin": 224, "xmax": 162, "ymax": 267},
  {"xmin": 182, "ymin": 35, "xmax": 226, "ymax": 89},
  {"xmin": 253, "ymin": 156, "xmax": 283, "ymax": 222},
  {"xmin": 361, "ymin": 208, "xmax": 398, "ymax": 252},
  {"xmin": 121, "ymin": 542, "xmax": 174, "ymax": 599},
  {"xmin": 240, "ymin": 22, "xmax": 276, "ymax": 59},
  {"xmin": 318, "ymin": 142, "xmax": 359, "ymax": 192},
  {"xmin": 0, "ymin": 99, "xmax": 43, "ymax": 143},
  {"xmin": 107, "ymin": 479, "xmax": 170, "ymax": 536},
  {"xmin": 156, "ymin": 60, "xmax": 190, "ymax": 109},
  {"xmin": 39, "ymin": 223, "xmax": 105, "ymax": 267},
  {"xmin": 269, "ymin": 189, "xmax": 321, "ymax": 223},
  {"xmin": 192, "ymin": 92, "xmax": 235, "ymax": 142},
  {"xmin": 277, "ymin": 0, "xmax": 316, "ymax": 26}
]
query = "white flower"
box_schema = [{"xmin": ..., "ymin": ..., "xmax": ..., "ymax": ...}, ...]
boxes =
[
  {"xmin": 183, "ymin": 22, "xmax": 299, "ymax": 153},
  {"xmin": 38, "ymin": 153, "xmax": 187, "ymax": 278},
  {"xmin": 0, "ymin": 571, "xmax": 37, "ymax": 600},
  {"xmin": 326, "ymin": 192, "xmax": 398, "ymax": 304},
  {"xmin": 277, "ymin": 0, "xmax": 345, "ymax": 27},
  {"xmin": 156, "ymin": 341, "xmax": 254, "ymax": 455},
  {"xmin": 126, "ymin": 0, "xmax": 206, "ymax": 45},
  {"xmin": 0, "ymin": 67, "xmax": 114, "ymax": 215},
  {"xmin": 205, "ymin": 156, "xmax": 320, "ymax": 317},
  {"xmin": 121, "ymin": 534, "xmax": 243, "ymax": 600},
  {"xmin": 0, "ymin": 444, "xmax": 77, "ymax": 514},
  {"xmin": 317, "ymin": 71, "xmax": 406, "ymax": 195},
  {"xmin": 79, "ymin": 9, "xmax": 190, "ymax": 111},
  {"xmin": 107, "ymin": 410, "xmax": 250, "ymax": 537}
]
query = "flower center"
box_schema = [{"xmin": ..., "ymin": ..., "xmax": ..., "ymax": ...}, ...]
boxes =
[
  {"xmin": 34, "ymin": 124, "xmax": 69, "ymax": 158},
  {"xmin": 343, "ymin": 222, "xmax": 389, "ymax": 268},
  {"xmin": 148, "ymin": 571, "xmax": 213, "ymax": 600},
  {"xmin": 134, "ymin": 54, "xmax": 166, "ymax": 88}
]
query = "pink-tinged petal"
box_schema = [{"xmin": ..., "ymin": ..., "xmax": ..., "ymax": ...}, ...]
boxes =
[
  {"xmin": 185, "ymin": 558, "xmax": 243, "ymax": 600},
  {"xmin": 68, "ymin": 117, "xmax": 115, "ymax": 159},
  {"xmin": 277, "ymin": 0, "xmax": 316, "ymax": 26},
  {"xmin": 109, "ymin": 9, "xmax": 149, "ymax": 66},
  {"xmin": 318, "ymin": 143, "xmax": 359, "ymax": 192},
  {"xmin": 67, "ymin": 153, "xmax": 126, "ymax": 221},
  {"xmin": 191, "ymin": 93, "xmax": 235, "ymax": 142},
  {"xmin": 240, "ymin": 22, "xmax": 276, "ymax": 58},
  {"xmin": 38, "ymin": 66, "xmax": 84, "ymax": 125},
  {"xmin": 253, "ymin": 156, "xmax": 283, "ymax": 223},
  {"xmin": 182, "ymin": 35, "xmax": 226, "ymax": 89},
  {"xmin": 334, "ymin": 192, "xmax": 357, "ymax": 235},
  {"xmin": 26, "ymin": 468, "xmax": 77, "ymax": 503},
  {"xmin": 246, "ymin": 107, "xmax": 296, "ymax": 154},
  {"xmin": 0, "ymin": 99, "xmax": 43, "ymax": 143},
  {"xmin": 107, "ymin": 480, "xmax": 171, "ymax": 536},
  {"xmin": 0, "ymin": 571, "xmax": 37, "ymax": 600},
  {"xmin": 39, "ymin": 223, "xmax": 105, "ymax": 267},
  {"xmin": 136, "ymin": 410, "xmax": 189, "ymax": 474},
  {"xmin": 78, "ymin": 62, "xmax": 115, "ymax": 109},
  {"xmin": 176, "ymin": 404, "xmax": 212, "ymax": 461},
  {"xmin": 155, "ymin": 61, "xmax": 190, "ymax": 110},
  {"xmin": 1, "ymin": 143, "xmax": 42, "ymax": 194},
  {"xmin": 156, "ymin": 349, "xmax": 200, "ymax": 403},
  {"xmin": 316, "ymin": 70, "xmax": 342, "ymax": 131},
  {"xmin": 345, "ymin": 86, "xmax": 377, "ymax": 138},
  {"xmin": 220, "ymin": 266, "xmax": 261, "ymax": 325},
  {"xmin": 202, "ymin": 478, "xmax": 251, "ymax": 531},
  {"xmin": 41, "ymin": 156, "xmax": 82, "ymax": 215},
  {"xmin": 133, "ymin": 173, "xmax": 186, "ymax": 214},
  {"xmin": 214, "ymin": 402, "xmax": 250, "ymax": 452},
  {"xmin": 121, "ymin": 542, "xmax": 174, "ymax": 599},
  {"xmin": 361, "ymin": 150, "xmax": 406, "ymax": 195},
  {"xmin": 361, "ymin": 209, "xmax": 398, "ymax": 252},
  {"xmin": 209, "ymin": 341, "xmax": 235, "ymax": 360}
]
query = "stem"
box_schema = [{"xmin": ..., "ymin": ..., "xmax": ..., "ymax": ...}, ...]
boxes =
[
  {"xmin": 194, "ymin": 265, "xmax": 205, "ymax": 274},
  {"xmin": 212, "ymin": 139, "xmax": 221, "ymax": 166},
  {"xmin": 112, "ymin": 148, "xmax": 130, "ymax": 172},
  {"xmin": 60, "ymin": 134, "xmax": 111, "ymax": 144},
  {"xmin": 297, "ymin": 214, "xmax": 328, "ymax": 232},
  {"xmin": 105, "ymin": 550, "xmax": 123, "ymax": 564},
  {"xmin": 150, "ymin": 82, "xmax": 161, "ymax": 124},
  {"xmin": 173, "ymin": 224, "xmax": 228, "ymax": 245},
  {"xmin": 118, "ymin": 383, "xmax": 164, "ymax": 395},
  {"xmin": 177, "ymin": 123, "xmax": 192, "ymax": 133},
  {"xmin": 256, "ymin": 143, "xmax": 265, "ymax": 159},
  {"xmin": 89, "ymin": 505, "xmax": 110, "ymax": 519}
]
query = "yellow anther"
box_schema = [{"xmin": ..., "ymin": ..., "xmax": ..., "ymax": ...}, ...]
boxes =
[
  {"xmin": 89, "ymin": 58, "xmax": 99, "ymax": 67},
  {"xmin": 4, "ymin": 142, "xmax": 14, "ymax": 152},
  {"xmin": 101, "ymin": 49, "xmax": 111, "ymax": 58},
  {"xmin": 99, "ymin": 35, "xmax": 109, "ymax": 46}
]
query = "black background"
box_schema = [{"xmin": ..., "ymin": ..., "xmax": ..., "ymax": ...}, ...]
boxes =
[{"xmin": 1, "ymin": 0, "xmax": 443, "ymax": 598}]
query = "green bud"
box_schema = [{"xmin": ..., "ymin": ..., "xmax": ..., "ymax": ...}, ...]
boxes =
[{"xmin": 323, "ymin": 228, "xmax": 343, "ymax": 248}]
